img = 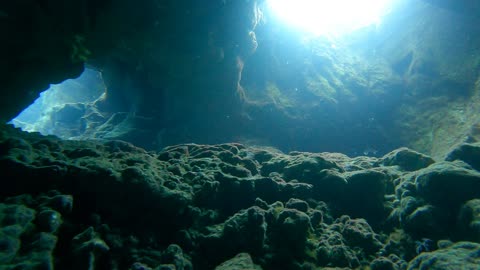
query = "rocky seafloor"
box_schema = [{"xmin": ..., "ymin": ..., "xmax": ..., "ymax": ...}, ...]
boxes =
[{"xmin": 1, "ymin": 123, "xmax": 480, "ymax": 270}]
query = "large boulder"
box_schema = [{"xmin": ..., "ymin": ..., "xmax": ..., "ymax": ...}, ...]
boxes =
[
  {"xmin": 407, "ymin": 241, "xmax": 480, "ymax": 270},
  {"xmin": 381, "ymin": 147, "xmax": 435, "ymax": 171},
  {"xmin": 415, "ymin": 161, "xmax": 480, "ymax": 207},
  {"xmin": 445, "ymin": 142, "xmax": 480, "ymax": 171}
]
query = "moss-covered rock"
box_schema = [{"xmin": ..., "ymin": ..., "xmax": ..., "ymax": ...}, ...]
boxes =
[
  {"xmin": 4, "ymin": 123, "xmax": 480, "ymax": 269},
  {"xmin": 415, "ymin": 161, "xmax": 480, "ymax": 207},
  {"xmin": 407, "ymin": 241, "xmax": 480, "ymax": 270},
  {"xmin": 0, "ymin": 195, "xmax": 64, "ymax": 269},
  {"xmin": 445, "ymin": 142, "xmax": 480, "ymax": 171},
  {"xmin": 457, "ymin": 199, "xmax": 480, "ymax": 242},
  {"xmin": 215, "ymin": 253, "xmax": 262, "ymax": 270},
  {"xmin": 381, "ymin": 147, "xmax": 435, "ymax": 171}
]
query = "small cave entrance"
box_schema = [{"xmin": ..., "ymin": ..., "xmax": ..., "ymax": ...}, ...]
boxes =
[{"xmin": 10, "ymin": 67, "xmax": 106, "ymax": 139}]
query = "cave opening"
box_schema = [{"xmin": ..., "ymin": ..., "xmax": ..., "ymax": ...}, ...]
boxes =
[
  {"xmin": 10, "ymin": 67, "xmax": 106, "ymax": 139},
  {"xmin": 265, "ymin": 0, "xmax": 397, "ymax": 37}
]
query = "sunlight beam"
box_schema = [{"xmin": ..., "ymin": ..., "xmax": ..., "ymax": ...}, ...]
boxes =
[{"xmin": 267, "ymin": 0, "xmax": 394, "ymax": 36}]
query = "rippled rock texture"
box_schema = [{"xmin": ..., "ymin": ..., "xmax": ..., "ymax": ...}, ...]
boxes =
[{"xmin": 1, "ymin": 124, "xmax": 480, "ymax": 269}]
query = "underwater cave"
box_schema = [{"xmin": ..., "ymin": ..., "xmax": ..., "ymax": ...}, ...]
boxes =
[{"xmin": 1, "ymin": 0, "xmax": 480, "ymax": 269}]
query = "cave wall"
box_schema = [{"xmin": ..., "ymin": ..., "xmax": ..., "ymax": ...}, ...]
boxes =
[
  {"xmin": 239, "ymin": 20, "xmax": 405, "ymax": 155},
  {"xmin": 374, "ymin": 1, "xmax": 480, "ymax": 159},
  {"xmin": 1, "ymin": 0, "xmax": 264, "ymax": 149},
  {"xmin": 236, "ymin": 0, "xmax": 480, "ymax": 157},
  {"xmin": 0, "ymin": 1, "xmax": 93, "ymax": 121},
  {"xmin": 80, "ymin": 0, "xmax": 264, "ymax": 148}
]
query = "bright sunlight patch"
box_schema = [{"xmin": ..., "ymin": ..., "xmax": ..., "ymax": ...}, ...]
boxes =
[{"xmin": 266, "ymin": 0, "xmax": 395, "ymax": 36}]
